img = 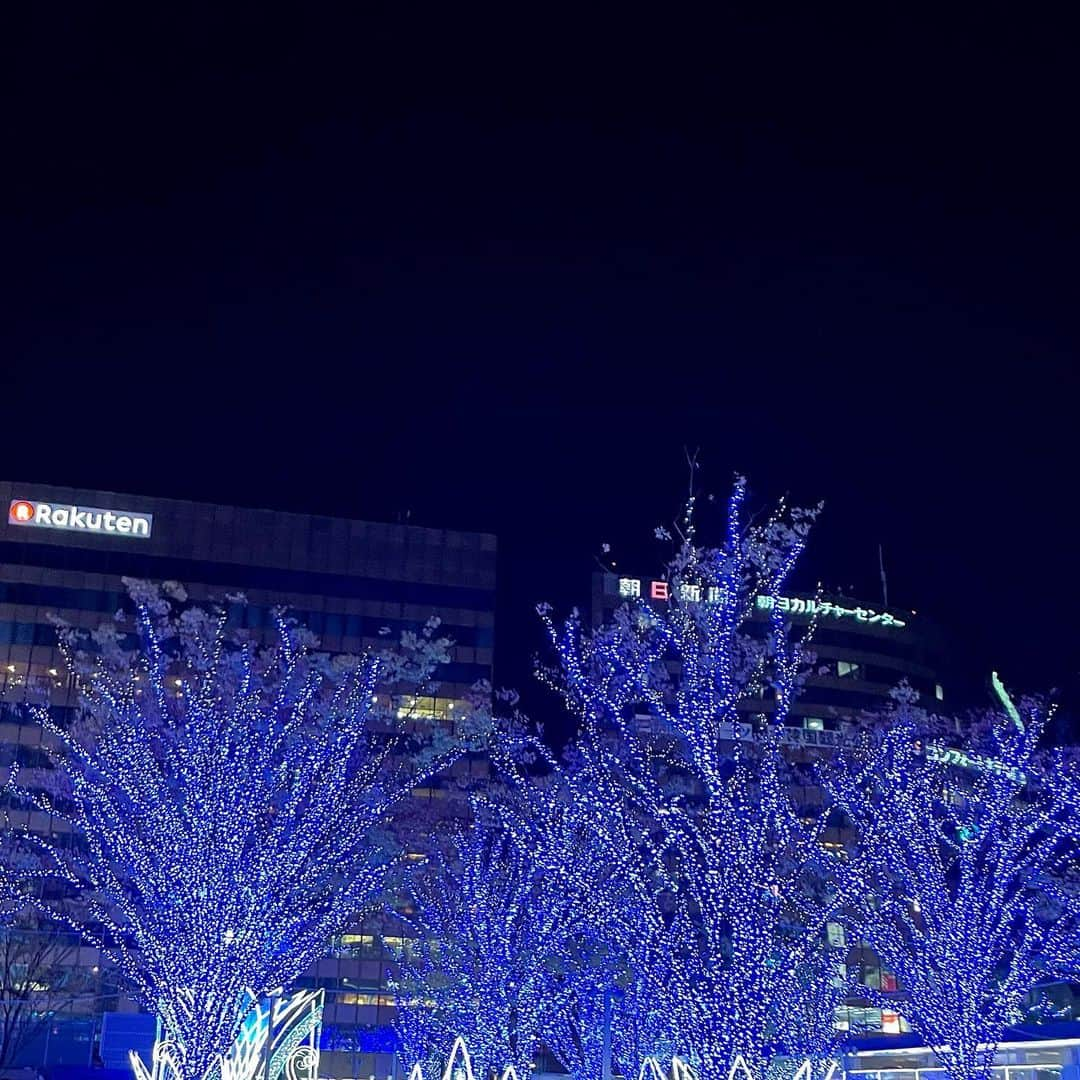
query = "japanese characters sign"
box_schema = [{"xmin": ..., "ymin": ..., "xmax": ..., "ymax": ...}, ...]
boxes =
[{"xmin": 614, "ymin": 577, "xmax": 907, "ymax": 630}]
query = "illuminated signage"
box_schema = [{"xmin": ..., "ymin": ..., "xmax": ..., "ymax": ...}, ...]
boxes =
[
  {"xmin": 615, "ymin": 577, "xmax": 907, "ymax": 629},
  {"xmin": 926, "ymin": 743, "xmax": 1025, "ymax": 784},
  {"xmin": 8, "ymin": 499, "xmax": 153, "ymax": 539},
  {"xmin": 754, "ymin": 594, "xmax": 906, "ymax": 628}
]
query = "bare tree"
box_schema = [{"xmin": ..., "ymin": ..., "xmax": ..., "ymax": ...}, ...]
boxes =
[{"xmin": 0, "ymin": 912, "xmax": 97, "ymax": 1070}]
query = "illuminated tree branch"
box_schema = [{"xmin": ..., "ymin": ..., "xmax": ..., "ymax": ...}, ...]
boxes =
[
  {"xmin": 537, "ymin": 479, "xmax": 853, "ymax": 1080},
  {"xmin": 829, "ymin": 686, "xmax": 1080, "ymax": 1080},
  {"xmin": 3, "ymin": 580, "xmax": 473, "ymax": 1080}
]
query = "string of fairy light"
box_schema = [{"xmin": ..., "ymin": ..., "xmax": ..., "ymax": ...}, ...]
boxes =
[
  {"xmin": 7, "ymin": 582, "xmax": 460, "ymax": 1080},
  {"xmin": 3, "ymin": 481, "xmax": 1078, "ymax": 1080},
  {"xmin": 532, "ymin": 478, "xmax": 852, "ymax": 1080},
  {"xmin": 389, "ymin": 735, "xmax": 648, "ymax": 1080},
  {"xmin": 828, "ymin": 688, "xmax": 1080, "ymax": 1080}
]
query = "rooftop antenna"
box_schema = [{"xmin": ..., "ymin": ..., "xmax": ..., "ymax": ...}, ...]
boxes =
[{"xmin": 878, "ymin": 543, "xmax": 889, "ymax": 610}]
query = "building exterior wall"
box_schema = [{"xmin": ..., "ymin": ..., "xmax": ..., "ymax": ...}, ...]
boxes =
[{"xmin": 593, "ymin": 572, "xmax": 947, "ymax": 732}]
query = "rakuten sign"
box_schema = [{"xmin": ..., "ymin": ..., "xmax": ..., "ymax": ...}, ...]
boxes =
[{"xmin": 8, "ymin": 499, "xmax": 153, "ymax": 539}]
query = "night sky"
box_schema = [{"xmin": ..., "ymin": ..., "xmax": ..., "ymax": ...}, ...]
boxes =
[{"xmin": 4, "ymin": 8, "xmax": 1077, "ymax": 729}]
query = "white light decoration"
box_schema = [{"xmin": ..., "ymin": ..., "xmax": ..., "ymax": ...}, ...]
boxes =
[
  {"xmin": 671, "ymin": 1056, "xmax": 697, "ymax": 1080},
  {"xmin": 635, "ymin": 1053, "xmax": 840, "ymax": 1080},
  {"xmin": 441, "ymin": 1037, "xmax": 476, "ymax": 1080},
  {"xmin": 131, "ymin": 989, "xmax": 323, "ymax": 1080},
  {"xmin": 637, "ymin": 1059, "xmax": 667, "ymax": 1080},
  {"xmin": 405, "ymin": 1037, "xmax": 554, "ymax": 1080},
  {"xmin": 726, "ymin": 1056, "xmax": 754, "ymax": 1080}
]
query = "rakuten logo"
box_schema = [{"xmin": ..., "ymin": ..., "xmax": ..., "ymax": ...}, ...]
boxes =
[{"xmin": 8, "ymin": 499, "xmax": 153, "ymax": 539}]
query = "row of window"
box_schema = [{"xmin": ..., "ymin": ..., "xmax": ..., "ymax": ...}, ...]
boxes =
[
  {"xmin": 834, "ymin": 1006, "xmax": 910, "ymax": 1034},
  {"xmin": 0, "ymin": 621, "xmax": 59, "ymax": 647},
  {"xmin": 0, "ymin": 581, "xmax": 495, "ymax": 648},
  {"xmin": 0, "ymin": 540, "xmax": 496, "ymax": 612},
  {"xmin": 223, "ymin": 604, "xmax": 493, "ymax": 647},
  {"xmin": 832, "ymin": 660, "xmax": 944, "ymax": 699},
  {"xmin": 0, "ymin": 632, "xmax": 491, "ymax": 689}
]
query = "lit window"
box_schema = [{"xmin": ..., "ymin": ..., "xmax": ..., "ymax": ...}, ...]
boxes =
[
  {"xmin": 859, "ymin": 1008, "xmax": 882, "ymax": 1033},
  {"xmin": 393, "ymin": 696, "xmax": 457, "ymax": 721},
  {"xmin": 837, "ymin": 661, "xmax": 863, "ymax": 679},
  {"xmin": 881, "ymin": 1010, "xmax": 901, "ymax": 1034},
  {"xmin": 339, "ymin": 992, "xmax": 395, "ymax": 1007},
  {"xmin": 804, "ymin": 717, "xmax": 825, "ymax": 732},
  {"xmin": 935, "ymin": 683, "xmax": 944, "ymax": 701},
  {"xmin": 339, "ymin": 934, "xmax": 375, "ymax": 947}
]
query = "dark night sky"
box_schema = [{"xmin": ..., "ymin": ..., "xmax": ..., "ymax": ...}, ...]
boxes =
[{"xmin": 2, "ymin": 7, "xmax": 1077, "ymax": 727}]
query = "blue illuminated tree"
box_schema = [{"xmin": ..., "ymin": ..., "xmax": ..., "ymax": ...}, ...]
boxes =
[
  {"xmin": 388, "ymin": 821, "xmax": 562, "ymax": 1080},
  {"xmin": 3, "ymin": 580, "xmax": 474, "ymax": 1080},
  {"xmin": 829, "ymin": 683, "xmax": 1080, "ymax": 1080},
  {"xmin": 500, "ymin": 749, "xmax": 673, "ymax": 1080},
  {"xmin": 542, "ymin": 915, "xmax": 687, "ymax": 1080},
  {"xmin": 537, "ymin": 478, "xmax": 855, "ymax": 1080},
  {"xmin": 388, "ymin": 725, "xmax": 641, "ymax": 1080},
  {"xmin": 0, "ymin": 838, "xmax": 28, "ymax": 920}
]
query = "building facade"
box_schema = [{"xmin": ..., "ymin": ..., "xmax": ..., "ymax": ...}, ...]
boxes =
[
  {"xmin": 594, "ymin": 572, "xmax": 948, "ymax": 738},
  {"xmin": 0, "ymin": 481, "xmax": 497, "ymax": 1078}
]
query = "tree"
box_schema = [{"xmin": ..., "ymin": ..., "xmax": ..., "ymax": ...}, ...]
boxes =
[
  {"xmin": 0, "ymin": 836, "xmax": 32, "ymax": 923},
  {"xmin": 3, "ymin": 579, "xmax": 477, "ymax": 1080},
  {"xmin": 388, "ymin": 727, "xmax": 637, "ymax": 1080},
  {"xmin": 0, "ymin": 912, "xmax": 96, "ymax": 1070},
  {"xmin": 829, "ymin": 683, "xmax": 1080, "ymax": 1080},
  {"xmin": 389, "ymin": 822, "xmax": 557, "ymax": 1080},
  {"xmin": 537, "ymin": 478, "xmax": 854, "ymax": 1080}
]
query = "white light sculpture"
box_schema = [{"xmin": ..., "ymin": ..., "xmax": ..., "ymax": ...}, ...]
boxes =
[{"xmin": 131, "ymin": 989, "xmax": 324, "ymax": 1080}]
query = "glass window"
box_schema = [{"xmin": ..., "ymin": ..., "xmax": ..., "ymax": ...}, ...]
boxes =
[
  {"xmin": 935, "ymin": 683, "xmax": 944, "ymax": 701},
  {"xmin": 837, "ymin": 660, "xmax": 863, "ymax": 678},
  {"xmin": 855, "ymin": 1007, "xmax": 882, "ymax": 1033}
]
